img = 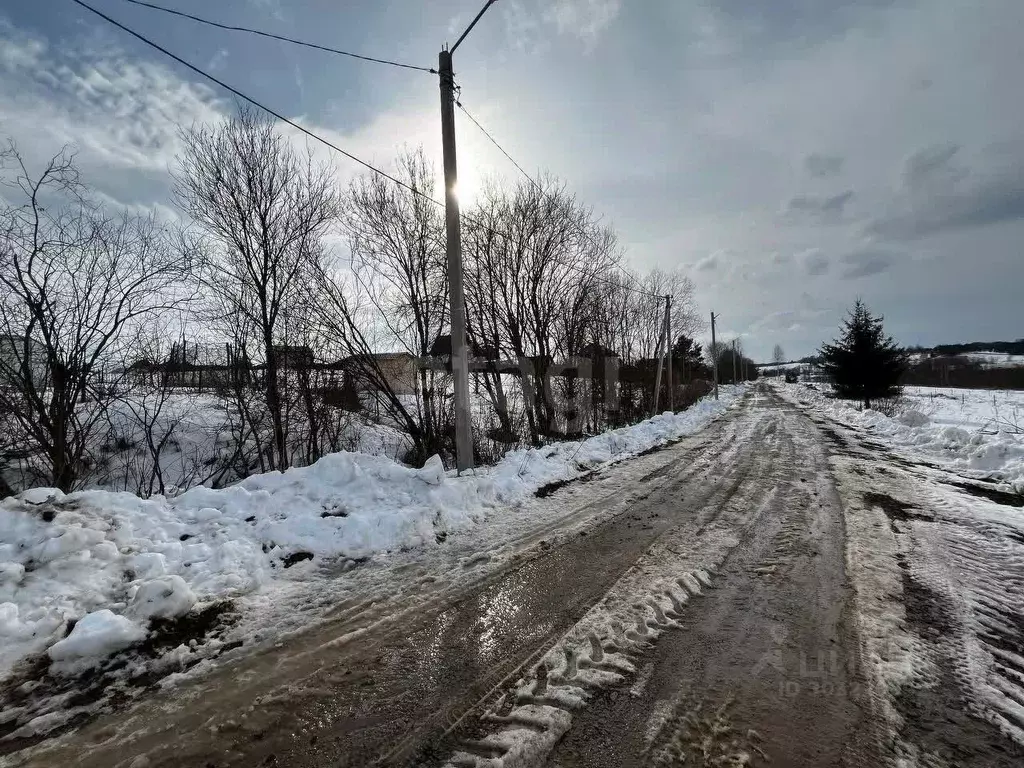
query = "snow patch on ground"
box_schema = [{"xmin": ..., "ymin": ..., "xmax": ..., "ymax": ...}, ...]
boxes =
[
  {"xmin": 47, "ymin": 610, "xmax": 147, "ymax": 672},
  {"xmin": 787, "ymin": 384, "xmax": 1024, "ymax": 493},
  {"xmin": 829, "ymin": 462, "xmax": 936, "ymax": 748},
  {"xmin": 799, "ymin": 386, "xmax": 1024, "ymax": 759}
]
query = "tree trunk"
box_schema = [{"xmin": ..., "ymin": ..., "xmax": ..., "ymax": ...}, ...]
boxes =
[
  {"xmin": 264, "ymin": 334, "xmax": 287, "ymax": 471},
  {"xmin": 300, "ymin": 368, "xmax": 318, "ymax": 464}
]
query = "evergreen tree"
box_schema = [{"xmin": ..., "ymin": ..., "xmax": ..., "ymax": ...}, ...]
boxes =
[
  {"xmin": 820, "ymin": 300, "xmax": 907, "ymax": 408},
  {"xmin": 672, "ymin": 334, "xmax": 708, "ymax": 379}
]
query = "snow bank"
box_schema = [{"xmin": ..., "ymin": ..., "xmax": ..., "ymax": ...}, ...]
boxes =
[
  {"xmin": 0, "ymin": 387, "xmax": 744, "ymax": 679},
  {"xmin": 47, "ymin": 610, "xmax": 146, "ymax": 671},
  {"xmin": 791, "ymin": 384, "xmax": 1024, "ymax": 492},
  {"xmin": 130, "ymin": 576, "xmax": 197, "ymax": 621}
]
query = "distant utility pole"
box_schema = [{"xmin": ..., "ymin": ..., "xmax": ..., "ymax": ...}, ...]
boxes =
[
  {"xmin": 710, "ymin": 311, "xmax": 719, "ymax": 401},
  {"xmin": 732, "ymin": 339, "xmax": 738, "ymax": 384},
  {"xmin": 666, "ymin": 295, "xmax": 673, "ymax": 412},
  {"xmin": 437, "ymin": 0, "xmax": 498, "ymax": 473}
]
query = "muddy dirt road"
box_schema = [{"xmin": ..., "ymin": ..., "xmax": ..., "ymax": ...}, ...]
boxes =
[
  {"xmin": 13, "ymin": 385, "xmax": 1021, "ymax": 768},
  {"xmin": 546, "ymin": 388, "xmax": 873, "ymax": 768}
]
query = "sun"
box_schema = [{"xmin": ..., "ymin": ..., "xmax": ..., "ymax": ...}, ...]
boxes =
[{"xmin": 453, "ymin": 172, "xmax": 481, "ymax": 207}]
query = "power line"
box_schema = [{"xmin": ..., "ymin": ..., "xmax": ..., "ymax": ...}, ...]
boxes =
[
  {"xmin": 451, "ymin": 0, "xmax": 499, "ymax": 54},
  {"xmin": 72, "ymin": 0, "xmax": 427, "ymax": 199},
  {"xmin": 455, "ymin": 98, "xmax": 534, "ymax": 185},
  {"xmin": 116, "ymin": 0, "xmax": 435, "ymax": 74},
  {"xmin": 73, "ymin": 0, "xmax": 660, "ymax": 302},
  {"xmin": 456, "ymin": 95, "xmax": 663, "ymax": 301}
]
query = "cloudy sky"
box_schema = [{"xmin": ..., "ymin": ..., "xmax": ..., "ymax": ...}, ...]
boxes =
[{"xmin": 2, "ymin": 0, "xmax": 1021, "ymax": 360}]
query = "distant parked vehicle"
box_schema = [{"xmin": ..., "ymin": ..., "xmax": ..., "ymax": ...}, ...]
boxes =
[{"xmin": 784, "ymin": 370, "xmax": 799, "ymax": 383}]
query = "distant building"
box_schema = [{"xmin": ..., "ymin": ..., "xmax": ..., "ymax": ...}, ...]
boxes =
[
  {"xmin": 333, "ymin": 352, "xmax": 418, "ymax": 397},
  {"xmin": 269, "ymin": 345, "xmax": 315, "ymax": 369}
]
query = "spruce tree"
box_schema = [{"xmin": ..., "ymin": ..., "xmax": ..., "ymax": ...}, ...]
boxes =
[
  {"xmin": 672, "ymin": 334, "xmax": 709, "ymax": 379},
  {"xmin": 819, "ymin": 300, "xmax": 907, "ymax": 409}
]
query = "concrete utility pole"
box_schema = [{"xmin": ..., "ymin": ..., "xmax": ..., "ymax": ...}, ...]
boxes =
[
  {"xmin": 710, "ymin": 311, "xmax": 719, "ymax": 401},
  {"xmin": 438, "ymin": 47, "xmax": 473, "ymax": 472},
  {"xmin": 666, "ymin": 295, "xmax": 673, "ymax": 412},
  {"xmin": 732, "ymin": 339, "xmax": 738, "ymax": 384},
  {"xmin": 652, "ymin": 297, "xmax": 668, "ymax": 416},
  {"xmin": 435, "ymin": 0, "xmax": 498, "ymax": 473}
]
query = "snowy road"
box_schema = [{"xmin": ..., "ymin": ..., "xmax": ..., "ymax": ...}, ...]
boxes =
[{"xmin": 9, "ymin": 385, "xmax": 1024, "ymax": 767}]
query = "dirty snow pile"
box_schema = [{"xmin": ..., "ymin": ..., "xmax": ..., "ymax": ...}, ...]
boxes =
[
  {"xmin": 0, "ymin": 386, "xmax": 743, "ymax": 679},
  {"xmin": 793, "ymin": 384, "xmax": 1024, "ymax": 493}
]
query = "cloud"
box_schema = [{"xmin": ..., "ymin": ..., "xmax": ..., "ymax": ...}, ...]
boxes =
[
  {"xmin": 784, "ymin": 190, "xmax": 854, "ymax": 222},
  {"xmin": 804, "ymin": 153, "xmax": 843, "ymax": 178},
  {"xmin": 694, "ymin": 252, "xmax": 720, "ymax": 271},
  {"xmin": 208, "ymin": 49, "xmax": 229, "ymax": 73},
  {"xmin": 869, "ymin": 143, "xmax": 1024, "ymax": 240},
  {"xmin": 544, "ymin": 0, "xmax": 621, "ymax": 48},
  {"xmin": 798, "ymin": 248, "xmax": 830, "ymax": 276},
  {"xmin": 0, "ymin": 21, "xmax": 223, "ymax": 176},
  {"xmin": 903, "ymin": 143, "xmax": 963, "ymax": 191},
  {"xmin": 839, "ymin": 248, "xmax": 896, "ymax": 279},
  {"xmin": 501, "ymin": 0, "xmax": 545, "ymax": 52},
  {"xmin": 749, "ymin": 305, "xmax": 830, "ymax": 335},
  {"xmin": 247, "ymin": 0, "xmax": 286, "ymax": 22}
]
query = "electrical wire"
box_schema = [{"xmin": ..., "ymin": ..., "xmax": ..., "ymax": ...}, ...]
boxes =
[
  {"xmin": 451, "ymin": 0, "xmax": 499, "ymax": 54},
  {"xmin": 455, "ymin": 98, "xmax": 534, "ymax": 186},
  {"xmin": 456, "ymin": 97, "xmax": 663, "ymax": 300},
  {"xmin": 117, "ymin": 0, "xmax": 436, "ymax": 74},
  {"xmin": 72, "ymin": 0, "xmax": 429, "ymax": 198},
  {"xmin": 74, "ymin": 0, "xmax": 662, "ymax": 302}
]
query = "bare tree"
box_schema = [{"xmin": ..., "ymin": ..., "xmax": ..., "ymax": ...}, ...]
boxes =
[
  {"xmin": 463, "ymin": 176, "xmax": 620, "ymax": 442},
  {"xmin": 107, "ymin": 321, "xmax": 201, "ymax": 497},
  {"xmin": 174, "ymin": 108, "xmax": 341, "ymax": 472},
  {"xmin": 0, "ymin": 142, "xmax": 193, "ymax": 491},
  {"xmin": 306, "ymin": 259, "xmax": 448, "ymax": 464},
  {"xmin": 773, "ymin": 344, "xmax": 786, "ymax": 365},
  {"xmin": 342, "ymin": 148, "xmax": 448, "ymax": 453}
]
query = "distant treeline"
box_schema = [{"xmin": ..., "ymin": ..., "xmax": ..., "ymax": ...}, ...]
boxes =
[{"xmin": 907, "ymin": 340, "xmax": 1024, "ymax": 356}]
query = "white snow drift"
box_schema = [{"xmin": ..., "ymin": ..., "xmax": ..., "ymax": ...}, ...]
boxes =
[{"xmin": 790, "ymin": 384, "xmax": 1024, "ymax": 493}]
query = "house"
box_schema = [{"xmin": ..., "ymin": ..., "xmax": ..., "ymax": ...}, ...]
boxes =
[
  {"xmin": 373, "ymin": 352, "xmax": 417, "ymax": 396},
  {"xmin": 332, "ymin": 352, "xmax": 418, "ymax": 397},
  {"xmin": 0, "ymin": 334, "xmax": 48, "ymax": 389}
]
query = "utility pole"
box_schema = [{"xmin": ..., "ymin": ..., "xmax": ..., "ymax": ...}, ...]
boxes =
[
  {"xmin": 710, "ymin": 311, "xmax": 719, "ymax": 401},
  {"xmin": 732, "ymin": 339, "xmax": 738, "ymax": 384},
  {"xmin": 652, "ymin": 297, "xmax": 667, "ymax": 416},
  {"xmin": 665, "ymin": 295, "xmax": 673, "ymax": 412},
  {"xmin": 435, "ymin": 1, "xmax": 499, "ymax": 472},
  {"xmin": 439, "ymin": 47, "xmax": 473, "ymax": 472}
]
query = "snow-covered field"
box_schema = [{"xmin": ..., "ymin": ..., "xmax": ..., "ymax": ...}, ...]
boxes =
[
  {"xmin": 0, "ymin": 386, "xmax": 745, "ymax": 738},
  {"xmin": 792, "ymin": 384, "xmax": 1024, "ymax": 493},
  {"xmin": 908, "ymin": 351, "xmax": 1024, "ymax": 369},
  {"xmin": 913, "ymin": 352, "xmax": 1024, "ymax": 370},
  {"xmin": 7, "ymin": 391, "xmax": 414, "ymax": 497},
  {"xmin": 961, "ymin": 351, "xmax": 1024, "ymax": 368}
]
